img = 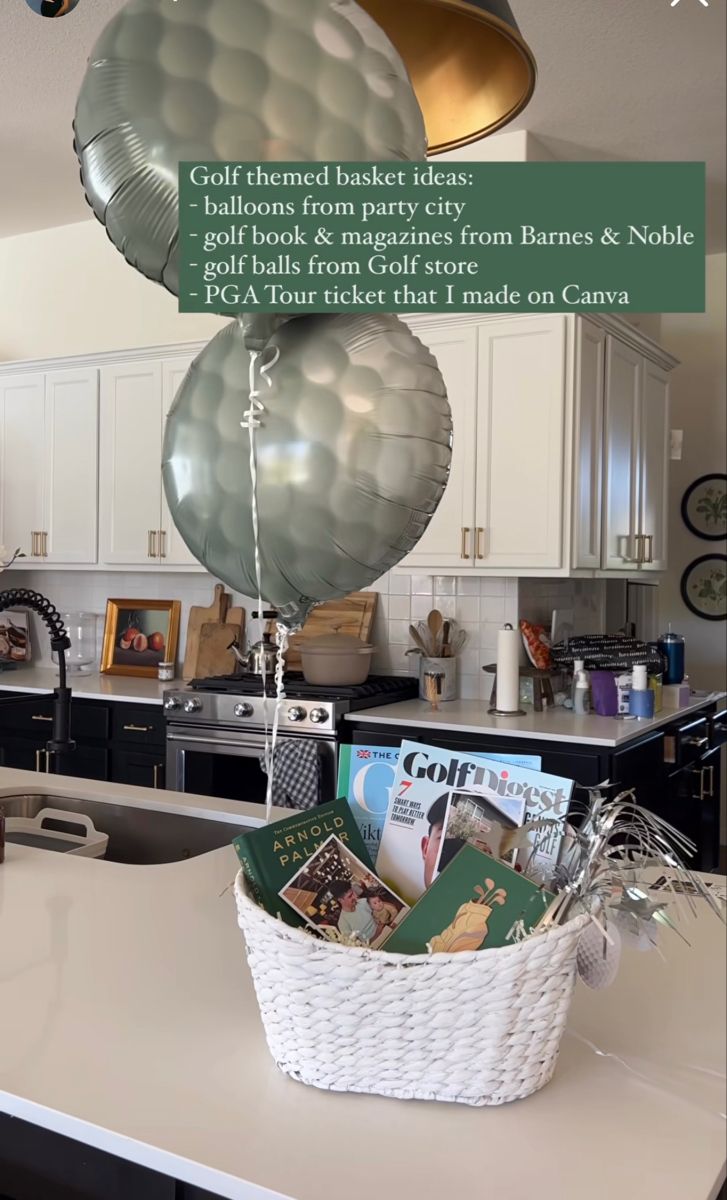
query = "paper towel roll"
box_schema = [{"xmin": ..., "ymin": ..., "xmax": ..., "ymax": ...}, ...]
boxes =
[{"xmin": 495, "ymin": 624, "xmax": 521, "ymax": 713}]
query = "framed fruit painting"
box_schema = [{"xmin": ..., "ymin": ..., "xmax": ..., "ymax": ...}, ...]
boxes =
[{"xmin": 101, "ymin": 599, "xmax": 181, "ymax": 676}]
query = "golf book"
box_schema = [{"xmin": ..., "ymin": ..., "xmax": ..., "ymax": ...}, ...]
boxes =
[
  {"xmin": 337, "ymin": 743, "xmax": 543, "ymax": 867},
  {"xmin": 375, "ymin": 741, "xmax": 573, "ymax": 904},
  {"xmin": 232, "ymin": 796, "xmax": 374, "ymax": 928},
  {"xmin": 384, "ymin": 843, "xmax": 555, "ymax": 956}
]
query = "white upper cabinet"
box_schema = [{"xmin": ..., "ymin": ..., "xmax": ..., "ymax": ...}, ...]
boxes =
[
  {"xmin": 100, "ymin": 362, "xmax": 164, "ymax": 565},
  {"xmin": 475, "ymin": 317, "xmax": 566, "ymax": 570},
  {"xmin": 602, "ymin": 338, "xmax": 642, "ymax": 570},
  {"xmin": 398, "ymin": 314, "xmax": 675, "ymax": 577},
  {"xmin": 398, "ymin": 327, "xmax": 478, "ymax": 570},
  {"xmin": 0, "ymin": 374, "xmax": 46, "ymax": 561},
  {"xmin": 44, "ymin": 369, "xmax": 99, "ymax": 564},
  {"xmin": 100, "ymin": 355, "xmax": 201, "ymax": 568},
  {"xmin": 0, "ymin": 369, "xmax": 98, "ymax": 565},
  {"xmin": 601, "ymin": 338, "xmax": 671, "ymax": 573},
  {"xmin": 572, "ymin": 320, "xmax": 605, "ymax": 570},
  {"xmin": 639, "ymin": 360, "xmax": 670, "ymax": 572},
  {"xmin": 160, "ymin": 356, "xmax": 198, "ymax": 566}
]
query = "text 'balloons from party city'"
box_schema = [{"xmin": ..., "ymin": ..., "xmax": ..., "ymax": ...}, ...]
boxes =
[
  {"xmin": 74, "ymin": 0, "xmax": 427, "ymax": 296},
  {"xmin": 162, "ymin": 315, "xmax": 452, "ymax": 629}
]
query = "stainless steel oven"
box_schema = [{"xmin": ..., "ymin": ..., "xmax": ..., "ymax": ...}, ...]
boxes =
[
  {"xmin": 166, "ymin": 721, "xmax": 337, "ymax": 806},
  {"xmin": 163, "ymin": 676, "xmax": 418, "ymax": 807}
]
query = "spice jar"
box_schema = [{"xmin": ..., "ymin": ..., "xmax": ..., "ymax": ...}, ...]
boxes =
[{"xmin": 157, "ymin": 662, "xmax": 175, "ymax": 682}]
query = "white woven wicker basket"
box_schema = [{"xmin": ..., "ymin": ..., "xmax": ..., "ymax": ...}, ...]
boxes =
[{"xmin": 234, "ymin": 871, "xmax": 589, "ymax": 1106}]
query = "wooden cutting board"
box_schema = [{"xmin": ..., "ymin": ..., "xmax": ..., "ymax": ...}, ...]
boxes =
[
  {"xmin": 281, "ymin": 592, "xmax": 378, "ymax": 671},
  {"xmin": 195, "ymin": 622, "xmax": 243, "ymax": 679},
  {"xmin": 182, "ymin": 584, "xmax": 230, "ymax": 680}
]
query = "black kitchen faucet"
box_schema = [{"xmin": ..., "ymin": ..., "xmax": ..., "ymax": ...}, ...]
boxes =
[{"xmin": 0, "ymin": 589, "xmax": 75, "ymax": 760}]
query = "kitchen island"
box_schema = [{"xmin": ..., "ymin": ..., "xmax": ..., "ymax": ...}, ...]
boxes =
[{"xmin": 0, "ymin": 768, "xmax": 725, "ymax": 1200}]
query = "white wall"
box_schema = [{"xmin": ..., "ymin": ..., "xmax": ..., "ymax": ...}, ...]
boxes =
[
  {"xmin": 660, "ymin": 254, "xmax": 727, "ymax": 693},
  {"xmin": 0, "ymin": 220, "xmax": 226, "ymax": 362}
]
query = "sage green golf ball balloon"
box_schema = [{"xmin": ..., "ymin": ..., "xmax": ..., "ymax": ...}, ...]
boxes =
[
  {"xmin": 162, "ymin": 315, "xmax": 452, "ymax": 629},
  {"xmin": 74, "ymin": 0, "xmax": 426, "ymax": 295}
]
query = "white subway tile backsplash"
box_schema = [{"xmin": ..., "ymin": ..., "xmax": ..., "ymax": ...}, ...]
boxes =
[
  {"xmin": 459, "ymin": 675, "xmax": 480, "ymax": 700},
  {"xmin": 388, "ymin": 573, "xmax": 411, "ymax": 596},
  {"xmin": 434, "ymin": 576, "xmax": 456, "ymax": 596},
  {"xmin": 481, "ymin": 597, "xmax": 506, "ymax": 622},
  {"xmin": 388, "ymin": 594, "xmax": 411, "ymax": 622},
  {"xmin": 387, "ymin": 620, "xmax": 411, "ymax": 644},
  {"xmin": 457, "ymin": 577, "xmax": 481, "ymax": 596},
  {"xmin": 410, "ymin": 575, "xmax": 434, "ymax": 596},
  {"xmin": 433, "ymin": 596, "xmax": 457, "ymax": 619},
  {"xmin": 410, "ymin": 595, "xmax": 433, "ymax": 621},
  {"xmin": 455, "ymin": 596, "xmax": 480, "ymax": 623},
  {"xmin": 481, "ymin": 578, "xmax": 506, "ymax": 597}
]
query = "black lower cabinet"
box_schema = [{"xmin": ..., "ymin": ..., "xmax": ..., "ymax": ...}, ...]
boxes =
[
  {"xmin": 0, "ymin": 1116, "xmax": 224, "ymax": 1200},
  {"xmin": 111, "ymin": 747, "xmax": 166, "ymax": 790}
]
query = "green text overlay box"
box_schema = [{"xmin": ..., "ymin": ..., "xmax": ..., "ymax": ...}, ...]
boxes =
[{"xmin": 178, "ymin": 162, "xmax": 705, "ymax": 315}]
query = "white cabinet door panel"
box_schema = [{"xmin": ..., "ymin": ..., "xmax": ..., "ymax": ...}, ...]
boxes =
[
  {"xmin": 572, "ymin": 319, "xmax": 605, "ymax": 569},
  {"xmin": 602, "ymin": 338, "xmax": 641, "ymax": 570},
  {"xmin": 100, "ymin": 363, "xmax": 163, "ymax": 564},
  {"xmin": 44, "ymin": 369, "xmax": 99, "ymax": 564},
  {"xmin": 640, "ymin": 360, "xmax": 670, "ymax": 572},
  {"xmin": 0, "ymin": 374, "xmax": 46, "ymax": 561},
  {"xmin": 397, "ymin": 326, "xmax": 478, "ymax": 570},
  {"xmin": 476, "ymin": 318, "xmax": 566, "ymax": 569},
  {"xmin": 160, "ymin": 356, "xmax": 200, "ymax": 567}
]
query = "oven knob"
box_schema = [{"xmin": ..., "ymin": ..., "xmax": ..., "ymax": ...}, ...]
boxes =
[
  {"xmin": 309, "ymin": 707, "xmax": 329, "ymax": 724},
  {"xmin": 163, "ymin": 697, "xmax": 181, "ymax": 712},
  {"xmin": 287, "ymin": 706, "xmax": 307, "ymax": 723},
  {"xmin": 234, "ymin": 703, "xmax": 254, "ymax": 718},
  {"xmin": 183, "ymin": 698, "xmax": 202, "ymax": 714}
]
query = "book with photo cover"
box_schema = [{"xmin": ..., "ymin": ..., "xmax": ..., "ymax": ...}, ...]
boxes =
[
  {"xmin": 233, "ymin": 796, "xmax": 373, "ymax": 929},
  {"xmin": 278, "ymin": 833, "xmax": 409, "ymax": 950},
  {"xmin": 384, "ymin": 843, "xmax": 555, "ymax": 956},
  {"xmin": 376, "ymin": 741, "xmax": 573, "ymax": 903},
  {"xmin": 337, "ymin": 743, "xmax": 543, "ymax": 866}
]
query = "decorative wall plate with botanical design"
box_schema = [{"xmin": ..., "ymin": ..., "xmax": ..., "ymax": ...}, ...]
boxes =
[
  {"xmin": 680, "ymin": 555, "xmax": 727, "ymax": 621},
  {"xmin": 681, "ymin": 474, "xmax": 727, "ymax": 541}
]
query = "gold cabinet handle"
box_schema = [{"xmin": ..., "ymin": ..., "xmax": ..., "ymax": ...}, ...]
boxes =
[
  {"xmin": 35, "ymin": 748, "xmax": 43, "ymax": 772},
  {"xmin": 123, "ymin": 723, "xmax": 153, "ymax": 733},
  {"xmin": 692, "ymin": 767, "xmax": 707, "ymax": 803},
  {"xmin": 41, "ymin": 531, "xmax": 48, "ymax": 558},
  {"xmin": 35, "ymin": 749, "xmax": 50, "ymax": 773},
  {"xmin": 148, "ymin": 530, "xmax": 158, "ymax": 559},
  {"xmin": 704, "ymin": 765, "xmax": 715, "ymax": 798},
  {"xmin": 460, "ymin": 527, "xmax": 471, "ymax": 560},
  {"xmin": 30, "ymin": 531, "xmax": 40, "ymax": 557},
  {"xmin": 159, "ymin": 529, "xmax": 167, "ymax": 559},
  {"xmin": 31, "ymin": 714, "xmax": 53, "ymax": 723},
  {"xmin": 476, "ymin": 528, "xmax": 486, "ymax": 559},
  {"xmin": 644, "ymin": 534, "xmax": 654, "ymax": 564},
  {"xmin": 153, "ymin": 763, "xmax": 162, "ymax": 789},
  {"xmin": 634, "ymin": 534, "xmax": 644, "ymax": 564}
]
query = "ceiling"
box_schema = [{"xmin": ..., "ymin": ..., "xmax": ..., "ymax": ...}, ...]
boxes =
[{"xmin": 0, "ymin": 0, "xmax": 724, "ymax": 250}]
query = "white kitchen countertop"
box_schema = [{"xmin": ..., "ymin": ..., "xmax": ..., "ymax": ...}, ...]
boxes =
[
  {"xmin": 0, "ymin": 666, "xmax": 182, "ymax": 705},
  {"xmin": 0, "ymin": 767, "xmax": 725, "ymax": 1200},
  {"xmin": 345, "ymin": 692, "xmax": 726, "ymax": 747}
]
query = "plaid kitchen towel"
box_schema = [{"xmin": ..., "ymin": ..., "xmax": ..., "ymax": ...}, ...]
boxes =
[{"xmin": 259, "ymin": 739, "xmax": 322, "ymax": 810}]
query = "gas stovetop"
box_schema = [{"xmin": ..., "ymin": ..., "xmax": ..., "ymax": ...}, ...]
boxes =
[{"xmin": 163, "ymin": 674, "xmax": 417, "ymax": 735}]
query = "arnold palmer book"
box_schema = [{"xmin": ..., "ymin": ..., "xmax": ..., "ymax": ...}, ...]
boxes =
[
  {"xmin": 375, "ymin": 741, "xmax": 573, "ymax": 904},
  {"xmin": 337, "ymin": 743, "xmax": 542, "ymax": 867},
  {"xmin": 233, "ymin": 797, "xmax": 373, "ymax": 928},
  {"xmin": 384, "ymin": 843, "xmax": 555, "ymax": 956}
]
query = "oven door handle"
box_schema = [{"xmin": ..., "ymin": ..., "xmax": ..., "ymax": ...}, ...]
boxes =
[{"xmin": 166, "ymin": 733, "xmax": 269, "ymax": 752}]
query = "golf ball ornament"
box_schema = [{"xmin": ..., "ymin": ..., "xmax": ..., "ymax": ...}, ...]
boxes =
[
  {"xmin": 162, "ymin": 314, "xmax": 452, "ymax": 628},
  {"xmin": 577, "ymin": 920, "xmax": 622, "ymax": 990},
  {"xmin": 74, "ymin": 0, "xmax": 426, "ymax": 295}
]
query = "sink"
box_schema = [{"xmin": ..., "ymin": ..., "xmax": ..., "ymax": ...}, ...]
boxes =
[{"xmin": 0, "ymin": 794, "xmax": 251, "ymax": 865}]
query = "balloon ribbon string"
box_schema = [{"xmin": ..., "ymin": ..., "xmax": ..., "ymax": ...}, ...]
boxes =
[{"xmin": 243, "ymin": 338, "xmax": 284, "ymax": 824}]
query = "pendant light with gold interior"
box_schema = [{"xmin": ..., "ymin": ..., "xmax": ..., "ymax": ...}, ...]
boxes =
[{"xmin": 356, "ymin": 0, "xmax": 536, "ymax": 155}]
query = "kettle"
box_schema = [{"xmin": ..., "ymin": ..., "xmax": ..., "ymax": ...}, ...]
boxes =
[{"xmin": 229, "ymin": 610, "xmax": 281, "ymax": 676}]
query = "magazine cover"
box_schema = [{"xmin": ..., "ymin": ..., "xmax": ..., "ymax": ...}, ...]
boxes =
[
  {"xmin": 376, "ymin": 741, "xmax": 573, "ymax": 903},
  {"xmin": 337, "ymin": 743, "xmax": 542, "ymax": 866},
  {"xmin": 279, "ymin": 834, "xmax": 409, "ymax": 950},
  {"xmin": 385, "ymin": 844, "xmax": 555, "ymax": 956}
]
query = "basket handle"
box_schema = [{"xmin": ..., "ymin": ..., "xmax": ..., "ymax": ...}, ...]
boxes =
[{"xmin": 34, "ymin": 808, "xmax": 97, "ymax": 841}]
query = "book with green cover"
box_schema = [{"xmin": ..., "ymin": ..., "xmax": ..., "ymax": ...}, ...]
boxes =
[
  {"xmin": 384, "ymin": 843, "xmax": 555, "ymax": 955},
  {"xmin": 233, "ymin": 797, "xmax": 374, "ymax": 928}
]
